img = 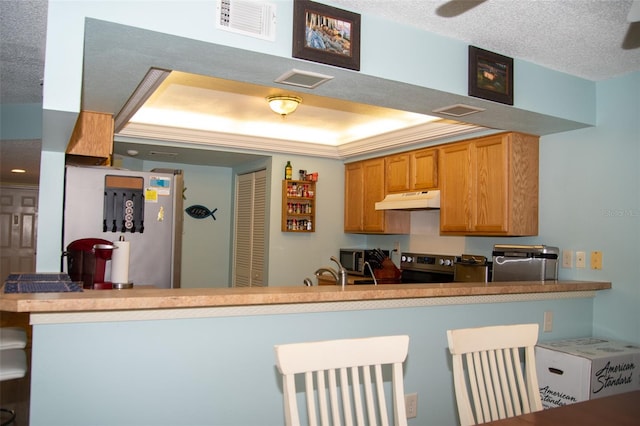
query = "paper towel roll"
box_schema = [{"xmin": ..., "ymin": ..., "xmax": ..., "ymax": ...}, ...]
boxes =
[{"xmin": 111, "ymin": 240, "xmax": 130, "ymax": 284}]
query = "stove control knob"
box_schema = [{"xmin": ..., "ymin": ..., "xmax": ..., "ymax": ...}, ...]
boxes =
[
  {"xmin": 401, "ymin": 255, "xmax": 407, "ymax": 262},
  {"xmin": 443, "ymin": 259, "xmax": 452, "ymax": 266}
]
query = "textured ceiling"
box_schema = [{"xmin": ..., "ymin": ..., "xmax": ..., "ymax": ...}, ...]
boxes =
[
  {"xmin": 330, "ymin": 0, "xmax": 640, "ymax": 82},
  {"xmin": 0, "ymin": 0, "xmax": 47, "ymax": 104},
  {"xmin": 1, "ymin": 0, "xmax": 639, "ymax": 186}
]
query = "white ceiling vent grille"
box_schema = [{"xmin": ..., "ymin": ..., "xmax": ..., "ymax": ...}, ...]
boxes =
[
  {"xmin": 432, "ymin": 104, "xmax": 486, "ymax": 117},
  {"xmin": 274, "ymin": 69, "xmax": 334, "ymax": 89},
  {"xmin": 216, "ymin": 0, "xmax": 276, "ymax": 41}
]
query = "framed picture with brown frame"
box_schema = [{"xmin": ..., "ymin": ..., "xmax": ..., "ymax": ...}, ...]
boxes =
[
  {"xmin": 292, "ymin": 0, "xmax": 361, "ymax": 71},
  {"xmin": 468, "ymin": 46, "xmax": 514, "ymax": 105}
]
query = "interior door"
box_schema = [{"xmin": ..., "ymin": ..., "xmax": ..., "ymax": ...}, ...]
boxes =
[
  {"xmin": 0, "ymin": 186, "xmax": 38, "ymax": 278},
  {"xmin": 233, "ymin": 170, "xmax": 266, "ymax": 287}
]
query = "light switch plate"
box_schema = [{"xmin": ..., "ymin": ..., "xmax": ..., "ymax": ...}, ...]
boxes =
[{"xmin": 562, "ymin": 250, "xmax": 573, "ymax": 268}]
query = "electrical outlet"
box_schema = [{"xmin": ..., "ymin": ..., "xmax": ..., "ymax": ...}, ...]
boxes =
[
  {"xmin": 591, "ymin": 251, "xmax": 603, "ymax": 270},
  {"xmin": 576, "ymin": 251, "xmax": 586, "ymax": 268},
  {"xmin": 405, "ymin": 392, "xmax": 418, "ymax": 418},
  {"xmin": 543, "ymin": 311, "xmax": 553, "ymax": 332},
  {"xmin": 562, "ymin": 250, "xmax": 573, "ymax": 268}
]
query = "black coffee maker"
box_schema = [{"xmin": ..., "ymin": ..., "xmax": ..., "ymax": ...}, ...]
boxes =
[{"xmin": 64, "ymin": 238, "xmax": 115, "ymax": 289}]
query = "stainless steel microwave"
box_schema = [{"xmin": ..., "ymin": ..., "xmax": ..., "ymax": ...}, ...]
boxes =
[{"xmin": 339, "ymin": 249, "xmax": 390, "ymax": 276}]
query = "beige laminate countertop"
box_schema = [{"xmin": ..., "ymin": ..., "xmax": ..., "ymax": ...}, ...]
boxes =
[{"xmin": 0, "ymin": 281, "xmax": 611, "ymax": 313}]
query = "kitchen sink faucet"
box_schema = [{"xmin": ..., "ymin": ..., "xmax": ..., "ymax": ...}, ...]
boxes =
[
  {"xmin": 314, "ymin": 257, "xmax": 348, "ymax": 289},
  {"xmin": 330, "ymin": 256, "xmax": 348, "ymax": 289}
]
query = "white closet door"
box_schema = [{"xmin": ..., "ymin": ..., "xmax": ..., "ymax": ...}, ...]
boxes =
[{"xmin": 233, "ymin": 170, "xmax": 266, "ymax": 287}]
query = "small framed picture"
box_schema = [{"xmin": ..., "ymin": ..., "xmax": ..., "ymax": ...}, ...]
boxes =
[
  {"xmin": 468, "ymin": 46, "xmax": 514, "ymax": 105},
  {"xmin": 292, "ymin": 0, "xmax": 361, "ymax": 71}
]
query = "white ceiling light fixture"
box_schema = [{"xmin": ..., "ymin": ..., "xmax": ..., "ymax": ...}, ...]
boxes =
[{"xmin": 267, "ymin": 95, "xmax": 302, "ymax": 117}]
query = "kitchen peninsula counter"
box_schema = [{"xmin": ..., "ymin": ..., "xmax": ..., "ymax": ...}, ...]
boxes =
[
  {"xmin": 15, "ymin": 280, "xmax": 610, "ymax": 426},
  {"xmin": 1, "ymin": 280, "xmax": 610, "ymax": 315}
]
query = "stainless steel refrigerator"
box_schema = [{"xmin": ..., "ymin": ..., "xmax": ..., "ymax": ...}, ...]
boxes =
[{"xmin": 62, "ymin": 165, "xmax": 183, "ymax": 288}]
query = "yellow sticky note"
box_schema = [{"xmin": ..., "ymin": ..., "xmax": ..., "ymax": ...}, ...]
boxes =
[{"xmin": 145, "ymin": 188, "xmax": 158, "ymax": 203}]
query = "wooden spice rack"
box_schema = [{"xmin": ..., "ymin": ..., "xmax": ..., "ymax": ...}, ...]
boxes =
[{"xmin": 281, "ymin": 180, "xmax": 316, "ymax": 232}]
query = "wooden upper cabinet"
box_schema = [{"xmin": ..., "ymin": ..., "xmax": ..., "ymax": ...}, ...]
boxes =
[
  {"xmin": 411, "ymin": 148, "xmax": 438, "ymax": 190},
  {"xmin": 440, "ymin": 132, "xmax": 539, "ymax": 236},
  {"xmin": 344, "ymin": 158, "xmax": 409, "ymax": 234},
  {"xmin": 385, "ymin": 153, "xmax": 410, "ymax": 193},
  {"xmin": 344, "ymin": 162, "xmax": 365, "ymax": 232},
  {"xmin": 385, "ymin": 148, "xmax": 438, "ymax": 193},
  {"xmin": 362, "ymin": 158, "xmax": 386, "ymax": 232},
  {"xmin": 439, "ymin": 142, "xmax": 473, "ymax": 233},
  {"xmin": 66, "ymin": 111, "xmax": 114, "ymax": 165}
]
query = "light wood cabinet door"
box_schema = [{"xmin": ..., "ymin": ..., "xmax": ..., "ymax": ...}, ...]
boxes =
[
  {"xmin": 502, "ymin": 132, "xmax": 539, "ymax": 235},
  {"xmin": 440, "ymin": 142, "xmax": 473, "ymax": 232},
  {"xmin": 411, "ymin": 148, "xmax": 438, "ymax": 190},
  {"xmin": 344, "ymin": 162, "xmax": 364, "ymax": 232},
  {"xmin": 440, "ymin": 132, "xmax": 538, "ymax": 236},
  {"xmin": 385, "ymin": 148, "xmax": 438, "ymax": 193},
  {"xmin": 344, "ymin": 158, "xmax": 409, "ymax": 234},
  {"xmin": 362, "ymin": 158, "xmax": 386, "ymax": 232},
  {"xmin": 385, "ymin": 153, "xmax": 411, "ymax": 193},
  {"xmin": 473, "ymin": 135, "xmax": 509, "ymax": 233}
]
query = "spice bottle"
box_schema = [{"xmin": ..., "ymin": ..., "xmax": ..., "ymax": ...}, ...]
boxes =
[{"xmin": 285, "ymin": 161, "xmax": 292, "ymax": 180}]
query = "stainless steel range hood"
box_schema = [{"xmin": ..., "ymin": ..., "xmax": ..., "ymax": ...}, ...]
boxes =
[{"xmin": 374, "ymin": 190, "xmax": 440, "ymax": 210}]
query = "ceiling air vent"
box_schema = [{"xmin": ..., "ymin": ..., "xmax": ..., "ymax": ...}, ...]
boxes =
[
  {"xmin": 274, "ymin": 69, "xmax": 334, "ymax": 89},
  {"xmin": 432, "ymin": 104, "xmax": 486, "ymax": 117},
  {"xmin": 216, "ymin": 0, "xmax": 276, "ymax": 41},
  {"xmin": 149, "ymin": 151, "xmax": 179, "ymax": 158}
]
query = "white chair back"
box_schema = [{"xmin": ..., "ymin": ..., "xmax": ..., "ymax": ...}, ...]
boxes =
[
  {"xmin": 274, "ymin": 335, "xmax": 410, "ymax": 426},
  {"xmin": 447, "ymin": 324, "xmax": 542, "ymax": 425}
]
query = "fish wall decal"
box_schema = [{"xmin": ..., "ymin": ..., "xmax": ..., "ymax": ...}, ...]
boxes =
[{"xmin": 185, "ymin": 205, "xmax": 217, "ymax": 220}]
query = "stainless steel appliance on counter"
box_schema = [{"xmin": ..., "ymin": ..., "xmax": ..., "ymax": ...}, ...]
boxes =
[
  {"xmin": 339, "ymin": 248, "xmax": 390, "ymax": 276},
  {"xmin": 454, "ymin": 254, "xmax": 491, "ymax": 282},
  {"xmin": 400, "ymin": 252, "xmax": 456, "ymax": 283},
  {"xmin": 491, "ymin": 244, "xmax": 559, "ymax": 282},
  {"xmin": 62, "ymin": 166, "xmax": 184, "ymax": 289}
]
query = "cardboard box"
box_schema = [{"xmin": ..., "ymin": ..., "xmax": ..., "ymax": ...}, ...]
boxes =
[{"xmin": 535, "ymin": 337, "xmax": 640, "ymax": 409}]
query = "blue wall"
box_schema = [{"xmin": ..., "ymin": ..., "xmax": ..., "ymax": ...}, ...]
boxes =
[{"xmin": 30, "ymin": 297, "xmax": 594, "ymax": 426}]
